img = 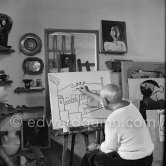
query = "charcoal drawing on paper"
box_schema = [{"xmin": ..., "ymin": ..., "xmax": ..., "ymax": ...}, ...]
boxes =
[{"xmin": 48, "ymin": 71, "xmax": 111, "ymax": 130}]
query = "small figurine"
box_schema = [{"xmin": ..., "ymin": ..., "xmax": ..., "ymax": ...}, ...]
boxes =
[
  {"xmin": 0, "ymin": 70, "xmax": 9, "ymax": 82},
  {"xmin": 0, "ymin": 13, "xmax": 13, "ymax": 47}
]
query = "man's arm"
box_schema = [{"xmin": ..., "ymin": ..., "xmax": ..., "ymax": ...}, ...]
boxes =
[
  {"xmin": 100, "ymin": 120, "xmax": 119, "ymax": 153},
  {"xmin": 79, "ymin": 86, "xmax": 101, "ymax": 102}
]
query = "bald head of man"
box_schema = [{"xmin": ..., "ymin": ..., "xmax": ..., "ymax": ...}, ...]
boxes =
[{"xmin": 100, "ymin": 84, "xmax": 124, "ymax": 110}]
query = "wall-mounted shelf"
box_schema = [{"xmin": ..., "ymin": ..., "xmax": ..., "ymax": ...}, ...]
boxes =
[
  {"xmin": 0, "ymin": 80, "xmax": 13, "ymax": 86},
  {"xmin": 14, "ymin": 87, "xmax": 45, "ymax": 93},
  {"xmin": 0, "ymin": 45, "xmax": 15, "ymax": 54},
  {"xmin": 15, "ymin": 106, "xmax": 44, "ymax": 112},
  {"xmin": 99, "ymin": 51, "xmax": 126, "ymax": 55}
]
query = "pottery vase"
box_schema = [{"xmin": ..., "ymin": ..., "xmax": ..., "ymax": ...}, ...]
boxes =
[{"xmin": 1, "ymin": 131, "xmax": 20, "ymax": 155}]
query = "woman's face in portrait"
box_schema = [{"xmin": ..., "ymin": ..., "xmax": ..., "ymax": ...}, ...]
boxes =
[
  {"xmin": 110, "ymin": 26, "xmax": 120, "ymax": 41},
  {"xmin": 110, "ymin": 27, "xmax": 116, "ymax": 40}
]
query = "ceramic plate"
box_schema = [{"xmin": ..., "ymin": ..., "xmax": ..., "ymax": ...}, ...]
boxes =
[{"xmin": 19, "ymin": 33, "xmax": 42, "ymax": 56}]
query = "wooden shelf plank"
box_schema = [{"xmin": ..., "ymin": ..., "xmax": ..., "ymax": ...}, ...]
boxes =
[
  {"xmin": 0, "ymin": 45, "xmax": 15, "ymax": 54},
  {"xmin": 14, "ymin": 87, "xmax": 45, "ymax": 93},
  {"xmin": 15, "ymin": 106, "xmax": 44, "ymax": 112},
  {"xmin": 48, "ymin": 49, "xmax": 74, "ymax": 53},
  {"xmin": 0, "ymin": 80, "xmax": 13, "ymax": 86},
  {"xmin": 99, "ymin": 50, "xmax": 126, "ymax": 55}
]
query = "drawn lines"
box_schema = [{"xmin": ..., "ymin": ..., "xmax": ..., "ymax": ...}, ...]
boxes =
[{"xmin": 48, "ymin": 75, "xmax": 60, "ymax": 85}]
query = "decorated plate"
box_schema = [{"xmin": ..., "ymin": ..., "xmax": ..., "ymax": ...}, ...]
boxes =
[{"xmin": 19, "ymin": 33, "xmax": 42, "ymax": 56}]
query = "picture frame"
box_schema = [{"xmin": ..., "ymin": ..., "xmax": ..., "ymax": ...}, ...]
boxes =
[
  {"xmin": 45, "ymin": 29, "xmax": 99, "ymax": 72},
  {"xmin": 58, "ymin": 53, "xmax": 76, "ymax": 72},
  {"xmin": 21, "ymin": 118, "xmax": 50, "ymax": 150},
  {"xmin": 101, "ymin": 20, "xmax": 127, "ymax": 54}
]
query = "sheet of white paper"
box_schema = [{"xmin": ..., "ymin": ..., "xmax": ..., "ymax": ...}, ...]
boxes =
[
  {"xmin": 48, "ymin": 71, "xmax": 111, "ymax": 130},
  {"xmin": 158, "ymin": 110, "xmax": 165, "ymax": 142},
  {"xmin": 146, "ymin": 110, "xmax": 164, "ymax": 161}
]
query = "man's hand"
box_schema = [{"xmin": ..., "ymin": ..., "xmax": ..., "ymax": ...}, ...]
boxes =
[
  {"xmin": 87, "ymin": 143, "xmax": 100, "ymax": 151},
  {"xmin": 79, "ymin": 86, "xmax": 90, "ymax": 94},
  {"xmin": 79, "ymin": 85, "xmax": 101, "ymax": 102}
]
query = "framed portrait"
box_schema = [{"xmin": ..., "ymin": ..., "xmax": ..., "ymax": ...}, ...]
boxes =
[
  {"xmin": 58, "ymin": 53, "xmax": 76, "ymax": 72},
  {"xmin": 101, "ymin": 20, "xmax": 127, "ymax": 54}
]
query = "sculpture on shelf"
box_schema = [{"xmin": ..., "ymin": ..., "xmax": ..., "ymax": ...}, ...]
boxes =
[
  {"xmin": 0, "ymin": 13, "xmax": 13, "ymax": 47},
  {"xmin": 0, "ymin": 70, "xmax": 9, "ymax": 82}
]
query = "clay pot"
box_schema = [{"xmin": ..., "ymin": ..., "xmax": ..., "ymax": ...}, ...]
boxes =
[{"xmin": 1, "ymin": 131, "xmax": 20, "ymax": 155}]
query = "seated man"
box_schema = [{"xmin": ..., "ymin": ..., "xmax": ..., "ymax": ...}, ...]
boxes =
[{"xmin": 79, "ymin": 84, "xmax": 154, "ymax": 166}]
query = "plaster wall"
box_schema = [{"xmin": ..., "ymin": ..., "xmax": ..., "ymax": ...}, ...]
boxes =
[{"xmin": 0, "ymin": 0, "xmax": 165, "ymax": 108}]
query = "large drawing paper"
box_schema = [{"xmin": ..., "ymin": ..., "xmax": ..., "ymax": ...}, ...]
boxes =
[{"xmin": 48, "ymin": 71, "xmax": 111, "ymax": 130}]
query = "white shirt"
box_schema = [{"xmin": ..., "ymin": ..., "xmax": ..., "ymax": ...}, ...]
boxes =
[{"xmin": 100, "ymin": 102, "xmax": 154, "ymax": 160}]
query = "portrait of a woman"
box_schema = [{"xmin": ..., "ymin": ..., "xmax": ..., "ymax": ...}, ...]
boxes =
[{"xmin": 101, "ymin": 20, "xmax": 127, "ymax": 53}]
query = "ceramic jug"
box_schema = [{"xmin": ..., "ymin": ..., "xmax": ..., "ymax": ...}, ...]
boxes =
[
  {"xmin": 1, "ymin": 130, "xmax": 20, "ymax": 155},
  {"xmin": 23, "ymin": 79, "xmax": 34, "ymax": 89}
]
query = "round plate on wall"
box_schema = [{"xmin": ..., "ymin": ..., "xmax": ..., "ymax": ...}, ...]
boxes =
[{"xmin": 19, "ymin": 33, "xmax": 42, "ymax": 56}]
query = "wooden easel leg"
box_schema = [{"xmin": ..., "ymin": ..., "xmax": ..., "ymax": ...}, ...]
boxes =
[
  {"xmin": 85, "ymin": 61, "xmax": 91, "ymax": 71},
  {"xmin": 77, "ymin": 59, "xmax": 82, "ymax": 71},
  {"xmin": 62, "ymin": 134, "xmax": 69, "ymax": 166},
  {"xmin": 69, "ymin": 133, "xmax": 76, "ymax": 166},
  {"xmin": 82, "ymin": 133, "xmax": 89, "ymax": 151},
  {"xmin": 96, "ymin": 130, "xmax": 101, "ymax": 144}
]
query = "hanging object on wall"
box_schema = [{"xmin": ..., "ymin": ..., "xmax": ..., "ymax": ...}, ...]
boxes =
[
  {"xmin": 101, "ymin": 20, "xmax": 127, "ymax": 54},
  {"xmin": 0, "ymin": 13, "xmax": 13, "ymax": 47},
  {"xmin": 19, "ymin": 33, "xmax": 42, "ymax": 56},
  {"xmin": 22, "ymin": 57, "xmax": 44, "ymax": 75}
]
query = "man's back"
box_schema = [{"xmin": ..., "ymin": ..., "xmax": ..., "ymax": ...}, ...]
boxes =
[
  {"xmin": 80, "ymin": 84, "xmax": 154, "ymax": 166},
  {"xmin": 101, "ymin": 102, "xmax": 154, "ymax": 160}
]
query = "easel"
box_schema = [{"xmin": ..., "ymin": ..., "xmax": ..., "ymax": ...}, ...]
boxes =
[
  {"xmin": 77, "ymin": 59, "xmax": 95, "ymax": 72},
  {"xmin": 60, "ymin": 56, "xmax": 100, "ymax": 166},
  {"xmin": 52, "ymin": 124, "xmax": 104, "ymax": 166}
]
